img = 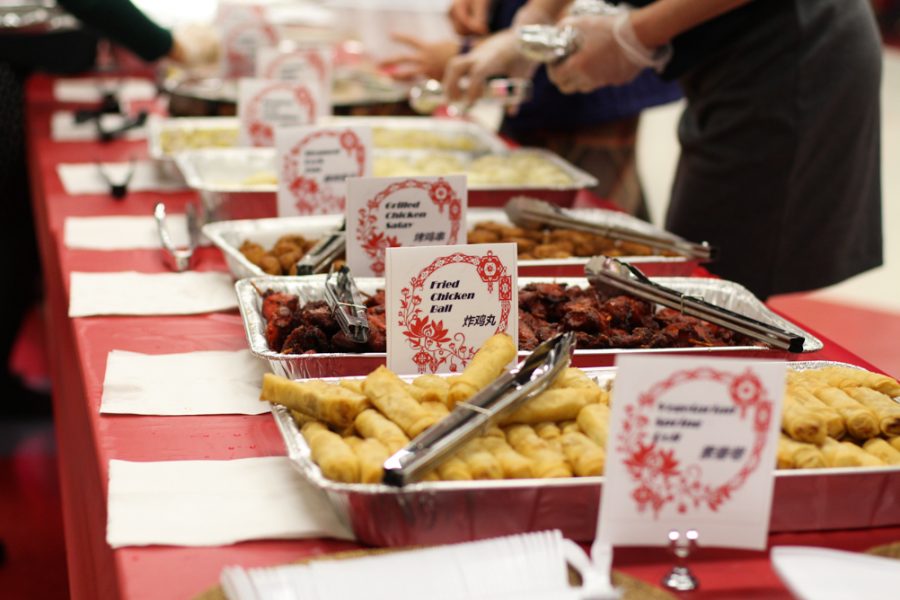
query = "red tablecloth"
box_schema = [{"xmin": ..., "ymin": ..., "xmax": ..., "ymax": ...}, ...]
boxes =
[{"xmin": 23, "ymin": 73, "xmax": 900, "ymax": 600}]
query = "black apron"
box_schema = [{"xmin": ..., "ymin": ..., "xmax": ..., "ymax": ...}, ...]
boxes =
[{"xmin": 663, "ymin": 0, "xmax": 883, "ymax": 299}]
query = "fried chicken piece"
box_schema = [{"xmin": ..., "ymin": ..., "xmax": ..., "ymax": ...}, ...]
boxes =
[{"xmin": 281, "ymin": 324, "xmax": 330, "ymax": 354}]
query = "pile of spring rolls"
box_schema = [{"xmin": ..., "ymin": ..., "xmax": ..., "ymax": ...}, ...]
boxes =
[
  {"xmin": 778, "ymin": 367, "xmax": 900, "ymax": 469},
  {"xmin": 259, "ymin": 334, "xmax": 900, "ymax": 483},
  {"xmin": 259, "ymin": 333, "xmax": 611, "ymax": 483}
]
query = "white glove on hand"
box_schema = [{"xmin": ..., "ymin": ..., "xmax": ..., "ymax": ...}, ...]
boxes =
[
  {"xmin": 548, "ymin": 11, "xmax": 671, "ymax": 94},
  {"xmin": 443, "ymin": 29, "xmax": 538, "ymax": 106},
  {"xmin": 169, "ymin": 23, "xmax": 221, "ymax": 68}
]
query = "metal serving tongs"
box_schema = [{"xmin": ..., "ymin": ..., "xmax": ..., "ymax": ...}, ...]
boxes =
[
  {"xmin": 294, "ymin": 220, "xmax": 346, "ymax": 276},
  {"xmin": 585, "ymin": 256, "xmax": 805, "ymax": 352},
  {"xmin": 382, "ymin": 331, "xmax": 576, "ymax": 486},
  {"xmin": 505, "ymin": 196, "xmax": 715, "ymax": 261},
  {"xmin": 408, "ymin": 78, "xmax": 533, "ymax": 115},
  {"xmin": 154, "ymin": 202, "xmax": 200, "ymax": 272},
  {"xmin": 324, "ymin": 265, "xmax": 369, "ymax": 344}
]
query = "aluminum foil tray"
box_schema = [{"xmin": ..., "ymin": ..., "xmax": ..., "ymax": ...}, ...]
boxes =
[
  {"xmin": 236, "ymin": 275, "xmax": 823, "ymax": 379},
  {"xmin": 205, "ymin": 208, "xmax": 698, "ymax": 280},
  {"xmin": 148, "ymin": 116, "xmax": 239, "ymax": 180},
  {"xmin": 177, "ymin": 144, "xmax": 597, "ymax": 222},
  {"xmin": 320, "ymin": 116, "xmax": 510, "ymax": 154},
  {"xmin": 271, "ymin": 361, "xmax": 900, "ymax": 547}
]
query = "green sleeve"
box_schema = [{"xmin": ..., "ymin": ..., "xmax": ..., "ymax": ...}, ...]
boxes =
[{"xmin": 57, "ymin": 0, "xmax": 173, "ymax": 62}]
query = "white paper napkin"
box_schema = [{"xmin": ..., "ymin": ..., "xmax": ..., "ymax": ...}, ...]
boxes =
[
  {"xmin": 100, "ymin": 350, "xmax": 269, "ymax": 416},
  {"xmin": 106, "ymin": 457, "xmax": 353, "ymax": 547},
  {"xmin": 221, "ymin": 530, "xmax": 614, "ymax": 600},
  {"xmin": 64, "ymin": 215, "xmax": 190, "ymax": 250},
  {"xmin": 51, "ymin": 111, "xmax": 149, "ymax": 142},
  {"xmin": 53, "ymin": 78, "xmax": 158, "ymax": 103},
  {"xmin": 57, "ymin": 161, "xmax": 186, "ymax": 195},
  {"xmin": 771, "ymin": 546, "xmax": 900, "ymax": 600},
  {"xmin": 69, "ymin": 271, "xmax": 238, "ymax": 317}
]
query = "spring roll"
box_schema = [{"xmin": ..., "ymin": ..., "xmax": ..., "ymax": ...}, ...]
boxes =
[
  {"xmin": 781, "ymin": 390, "xmax": 828, "ymax": 444},
  {"xmin": 339, "ymin": 379, "xmax": 364, "ymax": 395},
  {"xmin": 560, "ymin": 421, "xmax": 580, "ymax": 435},
  {"xmin": 844, "ymin": 387, "xmax": 900, "ymax": 436},
  {"xmin": 457, "ymin": 439, "xmax": 504, "ymax": 479},
  {"xmin": 560, "ymin": 431, "xmax": 605, "ymax": 476},
  {"xmin": 809, "ymin": 386, "xmax": 880, "ymax": 440},
  {"xmin": 577, "ymin": 403, "xmax": 611, "ymax": 449},
  {"xmin": 890, "ymin": 437, "xmax": 900, "ymax": 453},
  {"xmin": 421, "ymin": 401, "xmax": 450, "ymax": 423},
  {"xmin": 501, "ymin": 388, "xmax": 600, "ymax": 425},
  {"xmin": 412, "ymin": 374, "xmax": 451, "ymax": 406},
  {"xmin": 345, "ymin": 436, "xmax": 390, "ymax": 484},
  {"xmin": 354, "ymin": 409, "xmax": 410, "ymax": 454},
  {"xmin": 551, "ymin": 368, "xmax": 608, "ymax": 401},
  {"xmin": 505, "ymin": 425, "xmax": 572, "ymax": 478},
  {"xmin": 776, "ymin": 434, "xmax": 826, "ymax": 469},
  {"xmin": 261, "ymin": 373, "xmax": 370, "ymax": 429},
  {"xmin": 820, "ymin": 438, "xmax": 885, "ymax": 468},
  {"xmin": 448, "ymin": 333, "xmax": 517, "ymax": 406},
  {"xmin": 534, "ymin": 422, "xmax": 561, "ymax": 441},
  {"xmin": 363, "ymin": 366, "xmax": 437, "ymax": 437},
  {"xmin": 787, "ymin": 386, "xmax": 844, "ymax": 440},
  {"xmin": 815, "ymin": 367, "xmax": 900, "ymax": 397},
  {"xmin": 480, "ymin": 435, "xmax": 534, "ymax": 478},
  {"xmin": 436, "ymin": 456, "xmax": 473, "ymax": 480},
  {"xmin": 301, "ymin": 422, "xmax": 360, "ymax": 483},
  {"xmin": 862, "ymin": 438, "xmax": 900, "ymax": 465}
]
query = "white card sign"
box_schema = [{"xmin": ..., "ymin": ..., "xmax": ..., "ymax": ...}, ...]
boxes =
[
  {"xmin": 276, "ymin": 126, "xmax": 372, "ymax": 216},
  {"xmin": 346, "ymin": 175, "xmax": 467, "ymax": 277},
  {"xmin": 598, "ymin": 355, "xmax": 785, "ymax": 551},
  {"xmin": 385, "ymin": 243, "xmax": 517, "ymax": 375},
  {"xmin": 255, "ymin": 47, "xmax": 333, "ymax": 108},
  {"xmin": 238, "ymin": 79, "xmax": 322, "ymax": 147},
  {"xmin": 217, "ymin": 3, "xmax": 280, "ymax": 78}
]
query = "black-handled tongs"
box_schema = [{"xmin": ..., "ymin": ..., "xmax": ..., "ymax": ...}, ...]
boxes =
[
  {"xmin": 382, "ymin": 331, "xmax": 576, "ymax": 486},
  {"xmin": 585, "ymin": 256, "xmax": 805, "ymax": 352},
  {"xmin": 505, "ymin": 196, "xmax": 715, "ymax": 261},
  {"xmin": 324, "ymin": 265, "xmax": 369, "ymax": 344},
  {"xmin": 295, "ymin": 220, "xmax": 346, "ymax": 275}
]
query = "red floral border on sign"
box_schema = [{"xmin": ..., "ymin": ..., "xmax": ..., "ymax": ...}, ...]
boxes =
[
  {"xmin": 356, "ymin": 178, "xmax": 463, "ymax": 276},
  {"xmin": 282, "ymin": 129, "xmax": 366, "ymax": 215},
  {"xmin": 246, "ymin": 83, "xmax": 317, "ymax": 147},
  {"xmin": 224, "ymin": 19, "xmax": 280, "ymax": 79},
  {"xmin": 399, "ymin": 251, "xmax": 511, "ymax": 374},
  {"xmin": 617, "ymin": 367, "xmax": 772, "ymax": 518},
  {"xmin": 263, "ymin": 49, "xmax": 329, "ymax": 84}
]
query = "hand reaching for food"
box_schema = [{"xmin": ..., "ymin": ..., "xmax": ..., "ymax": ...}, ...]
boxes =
[{"xmin": 379, "ymin": 33, "xmax": 460, "ymax": 82}]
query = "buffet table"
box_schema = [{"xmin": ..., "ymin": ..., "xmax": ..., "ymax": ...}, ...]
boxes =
[{"xmin": 23, "ymin": 73, "xmax": 900, "ymax": 600}]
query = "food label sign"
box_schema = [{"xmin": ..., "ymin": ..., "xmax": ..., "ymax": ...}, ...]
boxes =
[
  {"xmin": 217, "ymin": 3, "xmax": 279, "ymax": 78},
  {"xmin": 598, "ymin": 355, "xmax": 785, "ymax": 550},
  {"xmin": 238, "ymin": 79, "xmax": 323, "ymax": 147},
  {"xmin": 255, "ymin": 46, "xmax": 333, "ymax": 108},
  {"xmin": 346, "ymin": 175, "xmax": 467, "ymax": 277},
  {"xmin": 275, "ymin": 126, "xmax": 372, "ymax": 216},
  {"xmin": 385, "ymin": 243, "xmax": 517, "ymax": 375}
]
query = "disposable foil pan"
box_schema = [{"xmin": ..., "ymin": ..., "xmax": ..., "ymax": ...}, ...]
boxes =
[
  {"xmin": 272, "ymin": 361, "xmax": 900, "ymax": 547},
  {"xmin": 236, "ymin": 275, "xmax": 823, "ymax": 379},
  {"xmin": 177, "ymin": 145, "xmax": 597, "ymax": 221},
  {"xmin": 205, "ymin": 209, "xmax": 698, "ymax": 280},
  {"xmin": 148, "ymin": 116, "xmax": 239, "ymax": 180},
  {"xmin": 319, "ymin": 116, "xmax": 509, "ymax": 154}
]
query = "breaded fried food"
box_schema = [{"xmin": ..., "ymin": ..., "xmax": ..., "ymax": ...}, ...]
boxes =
[
  {"xmin": 843, "ymin": 387, "xmax": 900, "ymax": 436},
  {"xmin": 260, "ymin": 373, "xmax": 370, "ymax": 429},
  {"xmin": 776, "ymin": 435, "xmax": 826, "ymax": 469},
  {"xmin": 301, "ymin": 422, "xmax": 360, "ymax": 483},
  {"xmin": 354, "ymin": 409, "xmax": 410, "ymax": 454},
  {"xmin": 505, "ymin": 425, "xmax": 572, "ymax": 478},
  {"xmin": 560, "ymin": 431, "xmax": 605, "ymax": 476},
  {"xmin": 345, "ymin": 436, "xmax": 390, "ymax": 483},
  {"xmin": 363, "ymin": 366, "xmax": 438, "ymax": 437},
  {"xmin": 448, "ymin": 333, "xmax": 517, "ymax": 406},
  {"xmin": 577, "ymin": 403, "xmax": 611, "ymax": 449},
  {"xmin": 862, "ymin": 438, "xmax": 900, "ymax": 465}
]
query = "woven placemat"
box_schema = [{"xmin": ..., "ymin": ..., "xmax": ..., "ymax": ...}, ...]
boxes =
[
  {"xmin": 865, "ymin": 541, "xmax": 900, "ymax": 559},
  {"xmin": 195, "ymin": 547, "xmax": 676, "ymax": 600}
]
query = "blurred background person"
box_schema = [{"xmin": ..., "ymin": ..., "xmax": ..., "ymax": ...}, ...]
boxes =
[
  {"xmin": 383, "ymin": 0, "xmax": 681, "ymax": 220},
  {"xmin": 0, "ymin": 0, "xmax": 217, "ymax": 411}
]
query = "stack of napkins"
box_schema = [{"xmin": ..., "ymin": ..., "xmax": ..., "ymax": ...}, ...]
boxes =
[
  {"xmin": 221, "ymin": 530, "xmax": 618, "ymax": 600},
  {"xmin": 772, "ymin": 546, "xmax": 900, "ymax": 600}
]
